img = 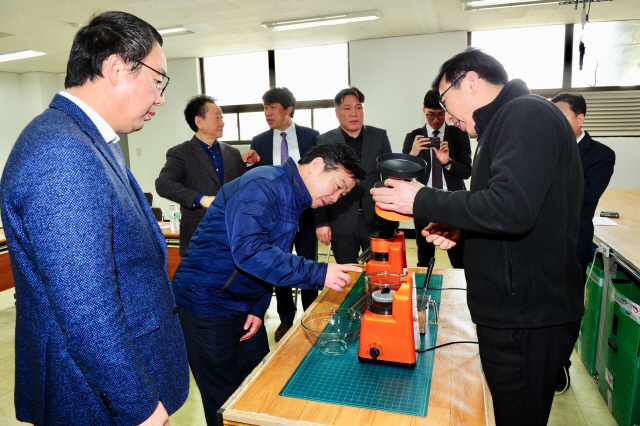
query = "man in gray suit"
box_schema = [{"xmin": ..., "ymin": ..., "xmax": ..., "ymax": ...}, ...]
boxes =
[
  {"xmin": 314, "ymin": 87, "xmax": 392, "ymax": 263},
  {"xmin": 156, "ymin": 95, "xmax": 246, "ymax": 256}
]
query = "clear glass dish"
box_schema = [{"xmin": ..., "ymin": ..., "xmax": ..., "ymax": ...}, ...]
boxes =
[{"xmin": 301, "ymin": 307, "xmax": 362, "ymax": 355}]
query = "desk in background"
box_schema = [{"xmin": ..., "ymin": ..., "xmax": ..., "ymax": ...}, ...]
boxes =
[
  {"xmin": 0, "ymin": 229, "xmax": 14, "ymax": 292},
  {"xmin": 221, "ymin": 268, "xmax": 494, "ymax": 426},
  {"xmin": 159, "ymin": 222, "xmax": 181, "ymax": 281}
]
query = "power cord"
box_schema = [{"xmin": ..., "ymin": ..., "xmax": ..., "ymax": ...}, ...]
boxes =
[{"xmin": 416, "ymin": 341, "xmax": 479, "ymax": 353}]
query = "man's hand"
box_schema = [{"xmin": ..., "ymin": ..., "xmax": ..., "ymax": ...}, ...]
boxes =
[
  {"xmin": 432, "ymin": 141, "xmax": 450, "ymax": 166},
  {"xmin": 316, "ymin": 226, "xmax": 332, "ymax": 246},
  {"xmin": 138, "ymin": 401, "xmax": 169, "ymax": 426},
  {"xmin": 242, "ymin": 149, "xmax": 261, "ymax": 164},
  {"xmin": 422, "ymin": 223, "xmax": 461, "ymax": 250},
  {"xmin": 199, "ymin": 196, "xmax": 215, "ymax": 209},
  {"xmin": 409, "ymin": 135, "xmax": 431, "ymax": 156},
  {"xmin": 324, "ymin": 264, "xmax": 362, "ymax": 292},
  {"xmin": 370, "ymin": 179, "xmax": 424, "ymax": 215},
  {"xmin": 240, "ymin": 315, "xmax": 263, "ymax": 341}
]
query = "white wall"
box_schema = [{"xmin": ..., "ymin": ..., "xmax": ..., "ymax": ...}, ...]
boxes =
[
  {"xmin": 127, "ymin": 58, "xmax": 202, "ymax": 216},
  {"xmin": 599, "ymin": 137, "xmax": 640, "ymax": 189},
  {"xmin": 349, "ymin": 32, "xmax": 469, "ymax": 153},
  {"xmin": 0, "ymin": 72, "xmax": 26, "ymax": 178}
]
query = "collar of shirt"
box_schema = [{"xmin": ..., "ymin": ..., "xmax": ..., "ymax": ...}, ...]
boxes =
[
  {"xmin": 59, "ymin": 91, "xmax": 119, "ymax": 144},
  {"xmin": 197, "ymin": 137, "xmax": 220, "ymax": 154},
  {"xmin": 281, "ymin": 122, "xmax": 296, "ymax": 139},
  {"xmin": 577, "ymin": 130, "xmax": 585, "ymax": 143},
  {"xmin": 425, "ymin": 122, "xmax": 445, "ymax": 137}
]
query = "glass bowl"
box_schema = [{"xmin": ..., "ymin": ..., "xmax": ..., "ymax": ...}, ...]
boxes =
[{"xmin": 301, "ymin": 307, "xmax": 362, "ymax": 355}]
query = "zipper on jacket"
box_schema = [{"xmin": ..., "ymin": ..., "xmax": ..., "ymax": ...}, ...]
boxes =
[{"xmin": 506, "ymin": 243, "xmax": 515, "ymax": 296}]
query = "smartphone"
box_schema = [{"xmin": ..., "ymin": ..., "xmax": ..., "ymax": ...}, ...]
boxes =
[{"xmin": 422, "ymin": 137, "xmax": 440, "ymax": 150}]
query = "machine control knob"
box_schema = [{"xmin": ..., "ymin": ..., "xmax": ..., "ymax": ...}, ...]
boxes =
[{"xmin": 370, "ymin": 347, "xmax": 381, "ymax": 360}]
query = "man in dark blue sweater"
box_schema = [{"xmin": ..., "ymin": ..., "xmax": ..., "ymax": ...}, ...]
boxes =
[{"xmin": 372, "ymin": 48, "xmax": 584, "ymax": 426}]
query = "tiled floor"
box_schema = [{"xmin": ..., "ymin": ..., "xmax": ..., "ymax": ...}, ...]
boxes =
[{"xmin": 0, "ymin": 240, "xmax": 618, "ymax": 425}]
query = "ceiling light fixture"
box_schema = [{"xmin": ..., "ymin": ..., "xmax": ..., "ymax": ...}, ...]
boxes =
[
  {"xmin": 463, "ymin": 0, "xmax": 615, "ymax": 10},
  {"xmin": 0, "ymin": 50, "xmax": 46, "ymax": 63},
  {"xmin": 262, "ymin": 12, "xmax": 379, "ymax": 31},
  {"xmin": 463, "ymin": 0, "xmax": 557, "ymax": 10},
  {"xmin": 157, "ymin": 27, "xmax": 193, "ymax": 36}
]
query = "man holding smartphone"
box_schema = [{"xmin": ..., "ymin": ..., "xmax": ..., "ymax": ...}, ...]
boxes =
[{"xmin": 402, "ymin": 89, "xmax": 472, "ymax": 268}]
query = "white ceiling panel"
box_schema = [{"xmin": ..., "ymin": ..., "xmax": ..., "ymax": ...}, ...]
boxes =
[{"xmin": 0, "ymin": 0, "xmax": 638, "ymax": 73}]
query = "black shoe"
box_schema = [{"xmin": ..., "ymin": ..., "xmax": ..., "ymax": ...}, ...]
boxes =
[
  {"xmin": 555, "ymin": 360, "xmax": 571, "ymax": 395},
  {"xmin": 275, "ymin": 323, "xmax": 292, "ymax": 342}
]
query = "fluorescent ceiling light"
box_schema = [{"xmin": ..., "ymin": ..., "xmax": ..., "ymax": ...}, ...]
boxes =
[
  {"xmin": 263, "ymin": 12, "xmax": 379, "ymax": 31},
  {"xmin": 463, "ymin": 0, "xmax": 557, "ymax": 10},
  {"xmin": 157, "ymin": 27, "xmax": 193, "ymax": 36},
  {"xmin": 0, "ymin": 50, "xmax": 46, "ymax": 63}
]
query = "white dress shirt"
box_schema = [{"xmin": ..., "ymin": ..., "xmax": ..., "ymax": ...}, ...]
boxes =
[
  {"xmin": 58, "ymin": 91, "xmax": 119, "ymax": 145},
  {"xmin": 425, "ymin": 123, "xmax": 448, "ymax": 191},
  {"xmin": 272, "ymin": 122, "xmax": 300, "ymax": 165}
]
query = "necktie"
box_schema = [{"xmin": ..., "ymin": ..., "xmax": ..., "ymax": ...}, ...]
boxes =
[
  {"xmin": 431, "ymin": 129, "xmax": 442, "ymax": 189},
  {"xmin": 280, "ymin": 132, "xmax": 289, "ymax": 165}
]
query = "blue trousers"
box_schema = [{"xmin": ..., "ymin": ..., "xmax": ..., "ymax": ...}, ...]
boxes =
[{"xmin": 178, "ymin": 308, "xmax": 269, "ymax": 426}]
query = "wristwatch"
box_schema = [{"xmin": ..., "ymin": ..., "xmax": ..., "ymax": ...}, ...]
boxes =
[{"xmin": 442, "ymin": 159, "xmax": 452, "ymax": 167}]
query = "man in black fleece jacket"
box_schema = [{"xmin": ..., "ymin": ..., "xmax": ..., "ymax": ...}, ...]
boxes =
[{"xmin": 371, "ymin": 48, "xmax": 584, "ymax": 425}]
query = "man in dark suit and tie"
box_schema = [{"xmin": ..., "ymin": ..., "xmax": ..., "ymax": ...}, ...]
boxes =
[
  {"xmin": 314, "ymin": 87, "xmax": 393, "ymax": 264},
  {"xmin": 0, "ymin": 11, "xmax": 188, "ymax": 425},
  {"xmin": 552, "ymin": 92, "xmax": 615, "ymax": 394},
  {"xmin": 156, "ymin": 95, "xmax": 246, "ymax": 256},
  {"xmin": 241, "ymin": 87, "xmax": 319, "ymax": 341},
  {"xmin": 402, "ymin": 89, "xmax": 472, "ymax": 268}
]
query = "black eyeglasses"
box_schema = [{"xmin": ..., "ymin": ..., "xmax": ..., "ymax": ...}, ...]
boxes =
[
  {"xmin": 438, "ymin": 72, "xmax": 467, "ymax": 111},
  {"xmin": 425, "ymin": 112, "xmax": 445, "ymax": 119},
  {"xmin": 137, "ymin": 61, "xmax": 171, "ymax": 96}
]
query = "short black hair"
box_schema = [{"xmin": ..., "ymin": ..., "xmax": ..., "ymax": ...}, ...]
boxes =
[
  {"xmin": 263, "ymin": 87, "xmax": 296, "ymax": 118},
  {"xmin": 551, "ymin": 92, "xmax": 587, "ymax": 116},
  {"xmin": 65, "ymin": 11, "xmax": 163, "ymax": 88},
  {"xmin": 334, "ymin": 87, "xmax": 365, "ymax": 108},
  {"xmin": 299, "ymin": 143, "xmax": 366, "ymax": 181},
  {"xmin": 184, "ymin": 95, "xmax": 218, "ymax": 132},
  {"xmin": 423, "ymin": 90, "xmax": 442, "ymax": 110},
  {"xmin": 431, "ymin": 48, "xmax": 508, "ymax": 92}
]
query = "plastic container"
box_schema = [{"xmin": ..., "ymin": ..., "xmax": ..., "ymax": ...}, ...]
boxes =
[
  {"xmin": 575, "ymin": 255, "xmax": 605, "ymax": 375},
  {"xmin": 597, "ymin": 267, "xmax": 640, "ymax": 426},
  {"xmin": 301, "ymin": 308, "xmax": 361, "ymax": 355},
  {"xmin": 168, "ymin": 204, "xmax": 180, "ymax": 233}
]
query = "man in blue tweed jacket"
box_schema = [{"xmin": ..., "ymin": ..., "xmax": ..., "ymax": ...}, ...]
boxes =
[{"xmin": 0, "ymin": 12, "xmax": 189, "ymax": 426}]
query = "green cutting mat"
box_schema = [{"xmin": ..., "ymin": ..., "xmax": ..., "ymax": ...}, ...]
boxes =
[{"xmin": 279, "ymin": 273, "xmax": 442, "ymax": 417}]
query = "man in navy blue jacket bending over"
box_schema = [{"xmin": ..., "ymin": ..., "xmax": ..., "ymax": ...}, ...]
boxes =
[{"xmin": 172, "ymin": 143, "xmax": 365, "ymax": 426}]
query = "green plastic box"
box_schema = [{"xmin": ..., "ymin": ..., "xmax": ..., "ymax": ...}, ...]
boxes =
[
  {"xmin": 597, "ymin": 269, "xmax": 640, "ymax": 426},
  {"xmin": 575, "ymin": 256, "xmax": 604, "ymax": 375}
]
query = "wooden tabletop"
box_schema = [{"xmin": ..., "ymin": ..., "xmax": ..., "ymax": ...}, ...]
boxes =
[
  {"xmin": 221, "ymin": 268, "xmax": 493, "ymax": 426},
  {"xmin": 593, "ymin": 190, "xmax": 640, "ymax": 269},
  {"xmin": 158, "ymin": 222, "xmax": 179, "ymax": 239}
]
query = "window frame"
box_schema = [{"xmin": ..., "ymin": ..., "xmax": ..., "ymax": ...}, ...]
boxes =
[{"xmin": 200, "ymin": 48, "xmax": 347, "ymax": 146}]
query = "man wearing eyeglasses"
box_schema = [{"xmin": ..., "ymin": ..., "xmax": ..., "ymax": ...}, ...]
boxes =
[
  {"xmin": 402, "ymin": 89, "xmax": 471, "ymax": 268},
  {"xmin": 0, "ymin": 11, "xmax": 188, "ymax": 426},
  {"xmin": 371, "ymin": 48, "xmax": 584, "ymax": 426}
]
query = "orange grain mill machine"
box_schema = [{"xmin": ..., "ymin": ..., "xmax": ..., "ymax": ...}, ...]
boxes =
[{"xmin": 358, "ymin": 271, "xmax": 416, "ymax": 369}]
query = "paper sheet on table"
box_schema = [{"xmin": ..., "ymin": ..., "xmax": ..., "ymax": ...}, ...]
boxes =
[{"xmin": 593, "ymin": 217, "xmax": 618, "ymax": 226}]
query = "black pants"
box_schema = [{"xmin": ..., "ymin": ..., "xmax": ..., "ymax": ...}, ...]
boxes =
[
  {"xmin": 178, "ymin": 308, "xmax": 270, "ymax": 426},
  {"xmin": 275, "ymin": 224, "xmax": 319, "ymax": 323},
  {"xmin": 414, "ymin": 220, "xmax": 464, "ymax": 268},
  {"xmin": 330, "ymin": 213, "xmax": 370, "ymax": 264},
  {"xmin": 477, "ymin": 320, "xmax": 581, "ymax": 426}
]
